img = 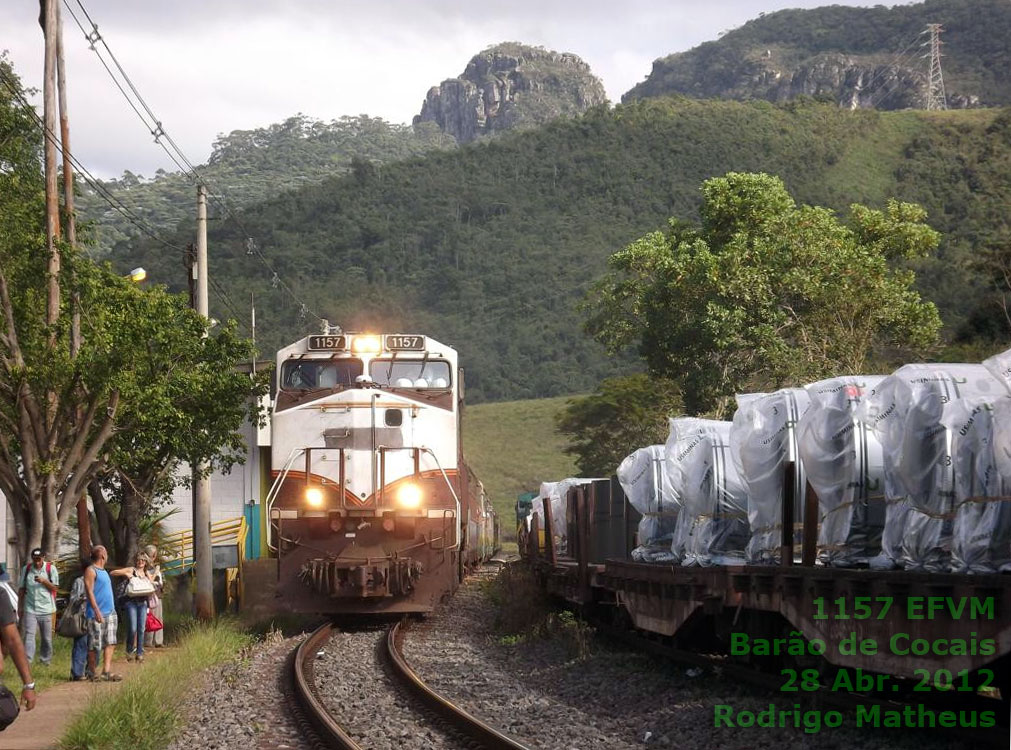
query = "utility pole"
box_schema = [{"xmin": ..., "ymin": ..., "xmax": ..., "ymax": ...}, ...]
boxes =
[
  {"xmin": 53, "ymin": 0, "xmax": 91, "ymax": 558},
  {"xmin": 924, "ymin": 23, "xmax": 947, "ymax": 111},
  {"xmin": 193, "ymin": 185, "xmax": 214, "ymax": 620},
  {"xmin": 41, "ymin": 0, "xmax": 60, "ymax": 340}
]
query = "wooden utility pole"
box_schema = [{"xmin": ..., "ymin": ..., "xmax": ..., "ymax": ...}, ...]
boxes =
[
  {"xmin": 53, "ymin": 0, "xmax": 91, "ymax": 558},
  {"xmin": 41, "ymin": 0, "xmax": 60, "ymax": 336},
  {"xmin": 193, "ymin": 185, "xmax": 214, "ymax": 620}
]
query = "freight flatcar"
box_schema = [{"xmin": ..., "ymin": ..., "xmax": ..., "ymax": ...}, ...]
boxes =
[
  {"xmin": 266, "ymin": 329, "xmax": 498, "ymax": 614},
  {"xmin": 523, "ymin": 474, "xmax": 1011, "ymax": 717}
]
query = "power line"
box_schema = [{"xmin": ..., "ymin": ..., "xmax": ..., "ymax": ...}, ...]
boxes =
[
  {"xmin": 856, "ymin": 32, "xmax": 924, "ymax": 107},
  {"xmin": 63, "ymin": 0, "xmax": 323, "ymax": 323},
  {"xmin": 1, "ymin": 68, "xmax": 250, "ymax": 334},
  {"xmin": 0, "ymin": 66, "xmax": 186, "ymax": 254}
]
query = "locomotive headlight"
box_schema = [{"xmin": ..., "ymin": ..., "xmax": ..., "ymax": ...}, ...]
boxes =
[
  {"xmin": 397, "ymin": 482, "xmax": 423, "ymax": 509},
  {"xmin": 305, "ymin": 487, "xmax": 325, "ymax": 507},
  {"xmin": 351, "ymin": 335, "xmax": 381, "ymax": 353}
]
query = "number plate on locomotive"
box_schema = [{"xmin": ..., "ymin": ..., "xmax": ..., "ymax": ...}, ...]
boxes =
[
  {"xmin": 307, "ymin": 335, "xmax": 348, "ymax": 351},
  {"xmin": 385, "ymin": 335, "xmax": 425, "ymax": 351}
]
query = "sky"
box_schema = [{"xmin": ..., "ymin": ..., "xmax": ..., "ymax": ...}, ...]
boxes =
[{"xmin": 2, "ymin": 1, "xmax": 912, "ymax": 179}]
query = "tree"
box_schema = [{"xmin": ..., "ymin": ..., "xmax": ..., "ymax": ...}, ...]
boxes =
[
  {"xmin": 87, "ymin": 288, "xmax": 266, "ymax": 565},
  {"xmin": 0, "ymin": 60, "xmax": 264, "ymax": 561},
  {"xmin": 556, "ymin": 374, "xmax": 682, "ymax": 476},
  {"xmin": 0, "ymin": 59, "xmax": 121, "ymax": 557},
  {"xmin": 586, "ymin": 172, "xmax": 942, "ymax": 417}
]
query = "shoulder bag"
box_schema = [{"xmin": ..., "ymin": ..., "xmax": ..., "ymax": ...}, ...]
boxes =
[
  {"xmin": 57, "ymin": 595, "xmax": 88, "ymax": 639},
  {"xmin": 125, "ymin": 571, "xmax": 155, "ymax": 598},
  {"xmin": 0, "ymin": 684, "xmax": 19, "ymax": 731},
  {"xmin": 145, "ymin": 610, "xmax": 164, "ymax": 632}
]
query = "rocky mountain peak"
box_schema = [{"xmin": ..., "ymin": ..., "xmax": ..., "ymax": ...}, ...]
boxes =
[{"xmin": 414, "ymin": 42, "xmax": 607, "ymax": 143}]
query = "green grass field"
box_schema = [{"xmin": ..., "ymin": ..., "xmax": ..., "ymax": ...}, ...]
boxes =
[{"xmin": 463, "ymin": 395, "xmax": 580, "ymax": 539}]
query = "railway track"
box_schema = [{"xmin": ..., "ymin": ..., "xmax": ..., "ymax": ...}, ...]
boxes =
[{"xmin": 286, "ymin": 620, "xmax": 532, "ymax": 750}]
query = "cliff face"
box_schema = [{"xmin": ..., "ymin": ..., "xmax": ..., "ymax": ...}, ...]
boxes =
[
  {"xmin": 414, "ymin": 42, "xmax": 607, "ymax": 142},
  {"xmin": 623, "ymin": 0, "xmax": 1010, "ymax": 109}
]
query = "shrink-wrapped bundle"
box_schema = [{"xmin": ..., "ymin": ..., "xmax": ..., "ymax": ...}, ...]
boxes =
[
  {"xmin": 860, "ymin": 364, "xmax": 1004, "ymax": 572},
  {"xmin": 797, "ymin": 376, "xmax": 886, "ymax": 567},
  {"xmin": 531, "ymin": 478, "xmax": 597, "ymax": 550},
  {"xmin": 617, "ymin": 445, "xmax": 681, "ymax": 562},
  {"xmin": 666, "ymin": 418, "xmax": 749, "ymax": 566},
  {"xmin": 730, "ymin": 389, "xmax": 812, "ymax": 564},
  {"xmin": 983, "ymin": 347, "xmax": 1011, "ymax": 393},
  {"xmin": 950, "ymin": 396, "xmax": 1011, "ymax": 573}
]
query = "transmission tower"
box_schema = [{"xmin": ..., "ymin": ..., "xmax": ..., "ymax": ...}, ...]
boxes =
[{"xmin": 924, "ymin": 23, "xmax": 947, "ymax": 111}]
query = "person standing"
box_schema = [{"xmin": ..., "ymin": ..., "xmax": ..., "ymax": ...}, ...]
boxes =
[
  {"xmin": 110, "ymin": 553, "xmax": 154, "ymax": 663},
  {"xmin": 143, "ymin": 545, "xmax": 164, "ymax": 648},
  {"xmin": 83, "ymin": 546, "xmax": 120, "ymax": 682},
  {"xmin": 0, "ymin": 577, "xmax": 37, "ymax": 711},
  {"xmin": 68, "ymin": 561, "xmax": 90, "ymax": 681},
  {"xmin": 17, "ymin": 548, "xmax": 58, "ymax": 667}
]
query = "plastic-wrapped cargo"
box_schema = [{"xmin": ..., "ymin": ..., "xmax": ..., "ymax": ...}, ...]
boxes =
[
  {"xmin": 666, "ymin": 418, "xmax": 749, "ymax": 566},
  {"xmin": 616, "ymin": 445, "xmax": 681, "ymax": 562},
  {"xmin": 983, "ymin": 347, "xmax": 1011, "ymax": 394},
  {"xmin": 860, "ymin": 364, "xmax": 1004, "ymax": 572},
  {"xmin": 730, "ymin": 389, "xmax": 812, "ymax": 564},
  {"xmin": 949, "ymin": 395, "xmax": 1011, "ymax": 573},
  {"xmin": 797, "ymin": 376, "xmax": 886, "ymax": 567},
  {"xmin": 530, "ymin": 478, "xmax": 597, "ymax": 548}
]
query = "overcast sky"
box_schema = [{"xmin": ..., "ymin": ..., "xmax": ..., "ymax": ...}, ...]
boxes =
[{"xmin": 2, "ymin": 1, "xmax": 910, "ymax": 178}]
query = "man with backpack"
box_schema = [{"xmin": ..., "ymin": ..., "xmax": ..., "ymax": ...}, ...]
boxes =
[{"xmin": 17, "ymin": 549, "xmax": 58, "ymax": 667}]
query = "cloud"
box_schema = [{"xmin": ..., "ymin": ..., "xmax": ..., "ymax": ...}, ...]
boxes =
[{"xmin": 1, "ymin": 0, "xmax": 914, "ymax": 178}]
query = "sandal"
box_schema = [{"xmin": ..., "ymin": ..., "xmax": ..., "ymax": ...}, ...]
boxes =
[{"xmin": 99, "ymin": 672, "xmax": 122, "ymax": 682}]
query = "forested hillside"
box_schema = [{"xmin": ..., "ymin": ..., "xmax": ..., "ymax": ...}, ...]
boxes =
[
  {"xmin": 624, "ymin": 0, "xmax": 1011, "ymax": 110},
  {"xmin": 110, "ymin": 98, "xmax": 1011, "ymax": 402},
  {"xmin": 77, "ymin": 114, "xmax": 455, "ymax": 254}
]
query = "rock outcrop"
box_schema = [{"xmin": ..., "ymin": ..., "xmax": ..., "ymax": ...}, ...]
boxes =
[
  {"xmin": 414, "ymin": 42, "xmax": 607, "ymax": 142},
  {"xmin": 623, "ymin": 0, "xmax": 1010, "ymax": 110}
]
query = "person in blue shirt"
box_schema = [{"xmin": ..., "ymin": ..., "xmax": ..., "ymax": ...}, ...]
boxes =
[{"xmin": 83, "ymin": 546, "xmax": 120, "ymax": 682}]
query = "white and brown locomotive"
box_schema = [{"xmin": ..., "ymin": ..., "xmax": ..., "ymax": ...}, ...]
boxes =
[{"xmin": 268, "ymin": 330, "xmax": 498, "ymax": 614}]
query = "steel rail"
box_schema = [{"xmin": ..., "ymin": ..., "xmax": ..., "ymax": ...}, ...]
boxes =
[
  {"xmin": 288, "ymin": 620, "xmax": 531, "ymax": 750},
  {"xmin": 385, "ymin": 620, "xmax": 533, "ymax": 750},
  {"xmin": 289, "ymin": 622, "xmax": 362, "ymax": 750}
]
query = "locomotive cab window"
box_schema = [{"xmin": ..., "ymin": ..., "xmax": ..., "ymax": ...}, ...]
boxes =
[
  {"xmin": 281, "ymin": 358, "xmax": 363, "ymax": 390},
  {"xmin": 370, "ymin": 359, "xmax": 451, "ymax": 389}
]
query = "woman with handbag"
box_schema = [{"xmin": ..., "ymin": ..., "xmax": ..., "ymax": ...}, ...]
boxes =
[
  {"xmin": 143, "ymin": 545, "xmax": 164, "ymax": 648},
  {"xmin": 109, "ymin": 553, "xmax": 156, "ymax": 663}
]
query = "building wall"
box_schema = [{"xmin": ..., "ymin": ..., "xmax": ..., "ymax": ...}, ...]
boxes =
[{"xmin": 161, "ymin": 413, "xmax": 260, "ymax": 536}]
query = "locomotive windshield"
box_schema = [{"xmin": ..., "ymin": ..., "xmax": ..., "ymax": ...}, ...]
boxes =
[
  {"xmin": 370, "ymin": 359, "xmax": 451, "ymax": 389},
  {"xmin": 281, "ymin": 358, "xmax": 363, "ymax": 390}
]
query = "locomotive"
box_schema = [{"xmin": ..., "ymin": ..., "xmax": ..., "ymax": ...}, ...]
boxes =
[{"xmin": 267, "ymin": 330, "xmax": 498, "ymax": 614}]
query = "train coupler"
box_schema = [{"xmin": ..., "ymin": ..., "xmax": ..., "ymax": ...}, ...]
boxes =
[{"xmin": 299, "ymin": 556, "xmax": 423, "ymax": 598}]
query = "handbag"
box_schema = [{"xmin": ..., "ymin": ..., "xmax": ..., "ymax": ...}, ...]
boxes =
[
  {"xmin": 0, "ymin": 684, "xmax": 19, "ymax": 731},
  {"xmin": 126, "ymin": 572, "xmax": 156, "ymax": 598},
  {"xmin": 57, "ymin": 596, "xmax": 88, "ymax": 638},
  {"xmin": 145, "ymin": 611, "xmax": 164, "ymax": 632}
]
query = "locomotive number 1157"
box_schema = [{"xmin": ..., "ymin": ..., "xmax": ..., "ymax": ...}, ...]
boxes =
[{"xmin": 386, "ymin": 335, "xmax": 425, "ymax": 351}]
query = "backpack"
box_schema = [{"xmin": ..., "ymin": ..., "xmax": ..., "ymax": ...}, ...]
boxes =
[{"xmin": 22, "ymin": 562, "xmax": 56, "ymax": 604}]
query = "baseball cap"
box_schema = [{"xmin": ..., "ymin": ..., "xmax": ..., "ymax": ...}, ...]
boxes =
[{"xmin": 30, "ymin": 547, "xmax": 43, "ymax": 558}]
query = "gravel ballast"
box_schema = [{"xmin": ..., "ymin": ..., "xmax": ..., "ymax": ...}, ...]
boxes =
[
  {"xmin": 400, "ymin": 565, "xmax": 981, "ymax": 750},
  {"xmin": 312, "ymin": 625, "xmax": 468, "ymax": 750},
  {"xmin": 167, "ymin": 629, "xmax": 311, "ymax": 750}
]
